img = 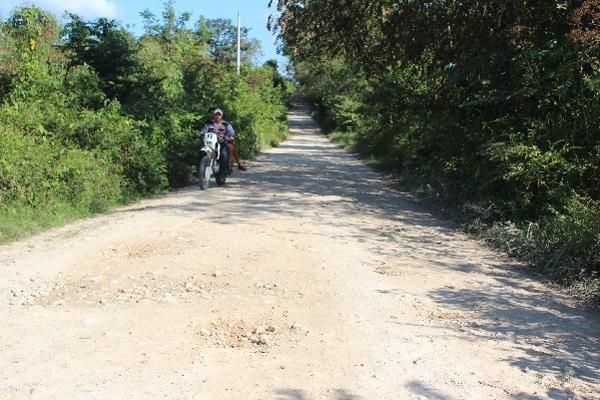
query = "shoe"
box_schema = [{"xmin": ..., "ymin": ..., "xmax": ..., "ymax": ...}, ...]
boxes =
[
  {"xmin": 227, "ymin": 167, "xmax": 233, "ymax": 175},
  {"xmin": 238, "ymin": 165, "xmax": 247, "ymax": 171}
]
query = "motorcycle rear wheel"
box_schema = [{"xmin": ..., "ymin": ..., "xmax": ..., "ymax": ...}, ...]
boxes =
[
  {"xmin": 216, "ymin": 172, "xmax": 226, "ymax": 186},
  {"xmin": 216, "ymin": 151, "xmax": 227, "ymax": 186}
]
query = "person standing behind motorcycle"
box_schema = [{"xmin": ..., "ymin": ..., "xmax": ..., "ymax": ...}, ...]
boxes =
[{"xmin": 201, "ymin": 108, "xmax": 234, "ymax": 172}]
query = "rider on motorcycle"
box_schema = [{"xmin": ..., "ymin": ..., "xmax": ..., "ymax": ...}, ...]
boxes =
[
  {"xmin": 201, "ymin": 108, "xmax": 234, "ymax": 171},
  {"xmin": 205, "ymin": 107, "xmax": 247, "ymax": 174}
]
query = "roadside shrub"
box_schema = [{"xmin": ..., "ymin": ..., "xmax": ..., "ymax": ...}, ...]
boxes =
[
  {"xmin": 479, "ymin": 195, "xmax": 600, "ymax": 301},
  {"xmin": 0, "ymin": 130, "xmax": 123, "ymax": 212},
  {"xmin": 225, "ymin": 67, "xmax": 289, "ymax": 157}
]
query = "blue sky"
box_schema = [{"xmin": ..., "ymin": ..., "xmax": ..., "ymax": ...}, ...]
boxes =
[{"xmin": 0, "ymin": 0, "xmax": 285, "ymax": 66}]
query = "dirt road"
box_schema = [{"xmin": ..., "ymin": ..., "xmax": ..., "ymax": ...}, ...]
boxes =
[{"xmin": 1, "ymin": 103, "xmax": 599, "ymax": 400}]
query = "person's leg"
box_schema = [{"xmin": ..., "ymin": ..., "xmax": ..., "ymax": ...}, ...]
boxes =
[
  {"xmin": 226, "ymin": 143, "xmax": 234, "ymax": 172},
  {"xmin": 232, "ymin": 144, "xmax": 246, "ymax": 171}
]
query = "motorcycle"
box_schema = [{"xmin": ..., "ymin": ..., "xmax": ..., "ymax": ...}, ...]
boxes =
[{"xmin": 198, "ymin": 132, "xmax": 227, "ymax": 190}]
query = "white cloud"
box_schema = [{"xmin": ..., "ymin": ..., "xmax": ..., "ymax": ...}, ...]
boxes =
[{"xmin": 1, "ymin": 0, "xmax": 119, "ymax": 19}]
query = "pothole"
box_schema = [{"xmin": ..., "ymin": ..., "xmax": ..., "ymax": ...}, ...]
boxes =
[{"xmin": 196, "ymin": 319, "xmax": 294, "ymax": 350}]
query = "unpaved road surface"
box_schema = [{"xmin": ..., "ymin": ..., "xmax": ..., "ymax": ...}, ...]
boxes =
[{"xmin": 1, "ymin": 103, "xmax": 599, "ymax": 400}]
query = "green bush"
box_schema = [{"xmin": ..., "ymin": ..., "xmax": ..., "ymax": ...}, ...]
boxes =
[
  {"xmin": 0, "ymin": 130, "xmax": 122, "ymax": 208},
  {"xmin": 0, "ymin": 130, "xmax": 123, "ymax": 241},
  {"xmin": 479, "ymin": 195, "xmax": 600, "ymax": 301},
  {"xmin": 225, "ymin": 66, "xmax": 289, "ymax": 156}
]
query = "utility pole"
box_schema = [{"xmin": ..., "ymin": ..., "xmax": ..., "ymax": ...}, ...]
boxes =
[{"xmin": 236, "ymin": 12, "xmax": 241, "ymax": 75}]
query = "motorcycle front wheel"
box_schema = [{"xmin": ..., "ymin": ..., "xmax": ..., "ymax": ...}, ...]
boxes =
[{"xmin": 199, "ymin": 156, "xmax": 211, "ymax": 190}]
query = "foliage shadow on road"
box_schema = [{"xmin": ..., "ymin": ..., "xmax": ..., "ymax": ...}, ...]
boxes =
[
  {"xmin": 428, "ymin": 279, "xmax": 599, "ymax": 394},
  {"xmin": 273, "ymin": 388, "xmax": 361, "ymax": 400}
]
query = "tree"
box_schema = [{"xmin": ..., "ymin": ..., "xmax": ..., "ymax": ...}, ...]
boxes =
[
  {"xmin": 204, "ymin": 18, "xmax": 261, "ymax": 65},
  {"xmin": 62, "ymin": 15, "xmax": 143, "ymax": 104},
  {"xmin": 140, "ymin": 0, "xmax": 191, "ymax": 43},
  {"xmin": 1, "ymin": 6, "xmax": 60, "ymax": 98}
]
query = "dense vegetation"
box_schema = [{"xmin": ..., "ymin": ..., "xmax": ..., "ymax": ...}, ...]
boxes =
[
  {"xmin": 271, "ymin": 0, "xmax": 600, "ymax": 300},
  {"xmin": 0, "ymin": 3, "xmax": 290, "ymax": 242}
]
